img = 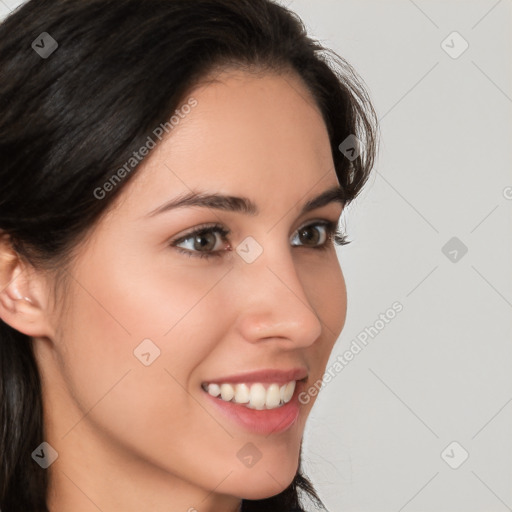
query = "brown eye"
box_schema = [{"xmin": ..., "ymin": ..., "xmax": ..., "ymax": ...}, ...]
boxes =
[
  {"xmin": 190, "ymin": 232, "xmax": 218, "ymax": 252},
  {"xmin": 298, "ymin": 226, "xmax": 323, "ymax": 246},
  {"xmin": 291, "ymin": 223, "xmax": 328, "ymax": 248},
  {"xmin": 171, "ymin": 224, "xmax": 231, "ymax": 259}
]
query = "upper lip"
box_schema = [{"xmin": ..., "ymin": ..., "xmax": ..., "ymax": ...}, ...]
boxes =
[{"xmin": 203, "ymin": 367, "xmax": 308, "ymax": 385}]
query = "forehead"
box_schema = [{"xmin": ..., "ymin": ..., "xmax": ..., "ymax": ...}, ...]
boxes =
[
  {"xmin": 111, "ymin": 70, "xmax": 338, "ymax": 218},
  {"xmin": 185, "ymin": 68, "xmax": 330, "ymax": 161}
]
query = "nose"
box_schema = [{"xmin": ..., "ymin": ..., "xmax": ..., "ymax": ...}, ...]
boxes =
[{"xmin": 232, "ymin": 243, "xmax": 323, "ymax": 348}]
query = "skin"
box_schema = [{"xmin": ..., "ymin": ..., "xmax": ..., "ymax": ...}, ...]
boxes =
[{"xmin": 0, "ymin": 69, "xmax": 347, "ymax": 512}]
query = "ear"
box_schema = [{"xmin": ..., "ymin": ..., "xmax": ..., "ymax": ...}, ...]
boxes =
[{"xmin": 0, "ymin": 234, "xmax": 55, "ymax": 338}]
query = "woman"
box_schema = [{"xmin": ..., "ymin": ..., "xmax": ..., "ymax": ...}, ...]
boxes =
[{"xmin": 0, "ymin": 0, "xmax": 377, "ymax": 510}]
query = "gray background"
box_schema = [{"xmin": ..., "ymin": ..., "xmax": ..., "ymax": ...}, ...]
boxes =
[{"xmin": 1, "ymin": 1, "xmax": 511, "ymax": 511}]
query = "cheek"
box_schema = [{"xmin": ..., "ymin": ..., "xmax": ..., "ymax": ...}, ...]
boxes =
[
  {"xmin": 54, "ymin": 252, "xmax": 230, "ymax": 436},
  {"xmin": 57, "ymin": 257, "xmax": 222, "ymax": 394},
  {"xmin": 300, "ymin": 256, "xmax": 347, "ymax": 380},
  {"xmin": 53, "ymin": 270, "xmax": 230, "ymax": 472},
  {"xmin": 302, "ymin": 254, "xmax": 347, "ymax": 341},
  {"xmin": 325, "ymin": 264, "xmax": 347, "ymax": 336}
]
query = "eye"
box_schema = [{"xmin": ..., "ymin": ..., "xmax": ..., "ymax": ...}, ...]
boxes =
[
  {"xmin": 292, "ymin": 221, "xmax": 335, "ymax": 248},
  {"xmin": 171, "ymin": 223, "xmax": 230, "ymax": 260},
  {"xmin": 170, "ymin": 220, "xmax": 350, "ymax": 260}
]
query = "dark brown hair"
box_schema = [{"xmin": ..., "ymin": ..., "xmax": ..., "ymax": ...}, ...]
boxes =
[{"xmin": 0, "ymin": 0, "xmax": 377, "ymax": 510}]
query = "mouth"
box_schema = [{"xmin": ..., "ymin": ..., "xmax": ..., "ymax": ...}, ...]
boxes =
[
  {"xmin": 200, "ymin": 368, "xmax": 308, "ymax": 435},
  {"xmin": 201, "ymin": 379, "xmax": 301, "ymax": 410}
]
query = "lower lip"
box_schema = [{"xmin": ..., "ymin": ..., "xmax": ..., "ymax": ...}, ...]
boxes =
[{"xmin": 202, "ymin": 382, "xmax": 304, "ymax": 435}]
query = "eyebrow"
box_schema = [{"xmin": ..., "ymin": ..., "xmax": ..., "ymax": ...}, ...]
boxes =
[{"xmin": 146, "ymin": 185, "xmax": 347, "ymax": 218}]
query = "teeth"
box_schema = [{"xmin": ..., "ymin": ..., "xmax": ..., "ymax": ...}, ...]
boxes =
[
  {"xmin": 207, "ymin": 383, "xmax": 221, "ymax": 397},
  {"xmin": 220, "ymin": 383, "xmax": 235, "ymax": 401},
  {"xmin": 249, "ymin": 383, "xmax": 266, "ymax": 410},
  {"xmin": 265, "ymin": 384, "xmax": 281, "ymax": 409},
  {"xmin": 234, "ymin": 383, "xmax": 250, "ymax": 404},
  {"xmin": 203, "ymin": 381, "xmax": 296, "ymax": 410},
  {"xmin": 282, "ymin": 381, "xmax": 295, "ymax": 402}
]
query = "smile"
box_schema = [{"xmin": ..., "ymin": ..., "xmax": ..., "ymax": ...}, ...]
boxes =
[{"xmin": 201, "ymin": 381, "xmax": 296, "ymax": 410}]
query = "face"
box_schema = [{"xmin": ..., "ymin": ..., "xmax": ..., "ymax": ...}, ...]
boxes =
[{"xmin": 36, "ymin": 70, "xmax": 347, "ymax": 508}]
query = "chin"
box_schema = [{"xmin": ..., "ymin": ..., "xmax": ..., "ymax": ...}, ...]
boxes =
[{"xmin": 228, "ymin": 458, "xmax": 299, "ymax": 500}]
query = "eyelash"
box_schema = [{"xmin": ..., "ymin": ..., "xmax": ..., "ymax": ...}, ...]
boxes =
[{"xmin": 170, "ymin": 220, "xmax": 350, "ymax": 260}]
